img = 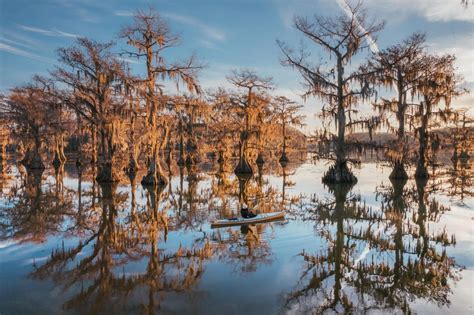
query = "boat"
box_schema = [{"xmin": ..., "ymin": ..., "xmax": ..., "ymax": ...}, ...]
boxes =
[{"xmin": 210, "ymin": 211, "xmax": 285, "ymax": 228}]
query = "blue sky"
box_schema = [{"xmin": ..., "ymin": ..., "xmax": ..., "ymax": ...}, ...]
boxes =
[{"xmin": 0, "ymin": 0, "xmax": 472, "ymax": 129}]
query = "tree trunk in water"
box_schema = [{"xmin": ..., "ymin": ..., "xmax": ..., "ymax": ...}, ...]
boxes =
[
  {"xmin": 415, "ymin": 128, "xmax": 429, "ymax": 179},
  {"xmin": 217, "ymin": 150, "xmax": 225, "ymax": 164},
  {"xmin": 256, "ymin": 152, "xmax": 265, "ymax": 166},
  {"xmin": 323, "ymin": 56, "xmax": 356, "ymax": 184},
  {"xmin": 20, "ymin": 145, "xmax": 32, "ymax": 166},
  {"xmin": 279, "ymin": 121, "xmax": 289, "ymax": 165},
  {"xmin": 390, "ymin": 77, "xmax": 408, "ymax": 180},
  {"xmin": 141, "ymin": 146, "xmax": 168, "ymax": 186},
  {"xmin": 29, "ymin": 136, "xmax": 45, "ymax": 170},
  {"xmin": 126, "ymin": 157, "xmax": 138, "ymax": 184},
  {"xmin": 389, "ymin": 160, "xmax": 408, "ymax": 180},
  {"xmin": 96, "ymin": 128, "xmax": 119, "ymax": 183},
  {"xmin": 234, "ymin": 140, "xmax": 253, "ymax": 175},
  {"xmin": 52, "ymin": 135, "xmax": 67, "ymax": 169},
  {"xmin": 142, "ymin": 126, "xmax": 169, "ymax": 187},
  {"xmin": 415, "ymin": 99, "xmax": 430, "ymax": 179}
]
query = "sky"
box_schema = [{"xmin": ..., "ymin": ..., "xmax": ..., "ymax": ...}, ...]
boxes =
[{"xmin": 0, "ymin": 0, "xmax": 472, "ymax": 131}]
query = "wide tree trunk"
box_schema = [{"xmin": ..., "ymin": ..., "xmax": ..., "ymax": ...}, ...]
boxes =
[
  {"xmin": 323, "ymin": 56, "xmax": 356, "ymax": 184},
  {"xmin": 29, "ymin": 136, "xmax": 45, "ymax": 170},
  {"xmin": 52, "ymin": 135, "xmax": 67, "ymax": 169},
  {"xmin": 390, "ymin": 160, "xmax": 408, "ymax": 180},
  {"xmin": 96, "ymin": 128, "xmax": 119, "ymax": 183},
  {"xmin": 415, "ymin": 127, "xmax": 429, "ymax": 179},
  {"xmin": 390, "ymin": 77, "xmax": 409, "ymax": 180},
  {"xmin": 234, "ymin": 140, "xmax": 253, "ymax": 175},
  {"xmin": 415, "ymin": 99, "xmax": 430, "ymax": 179},
  {"xmin": 142, "ymin": 126, "xmax": 169, "ymax": 187}
]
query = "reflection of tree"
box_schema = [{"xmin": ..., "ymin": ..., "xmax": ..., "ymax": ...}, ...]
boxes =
[
  {"xmin": 0, "ymin": 168, "xmax": 74, "ymax": 242},
  {"xmin": 285, "ymin": 179, "xmax": 459, "ymax": 313},
  {"xmin": 208, "ymin": 171, "xmax": 280, "ymax": 274},
  {"xmin": 280, "ymin": 163, "xmax": 300, "ymax": 212},
  {"xmin": 285, "ymin": 183, "xmax": 372, "ymax": 313},
  {"xmin": 364, "ymin": 177, "xmax": 459, "ymax": 311},
  {"xmin": 211, "ymin": 224, "xmax": 272, "ymax": 273},
  {"xmin": 441, "ymin": 158, "xmax": 473, "ymax": 207},
  {"xmin": 29, "ymin": 181, "xmax": 212, "ymax": 314},
  {"xmin": 169, "ymin": 164, "xmax": 209, "ymax": 230}
]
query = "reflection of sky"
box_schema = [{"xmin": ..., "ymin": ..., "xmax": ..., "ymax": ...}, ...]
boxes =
[
  {"xmin": 1, "ymin": 0, "xmax": 472, "ymax": 131},
  {"xmin": 0, "ymin": 160, "xmax": 473, "ymax": 314}
]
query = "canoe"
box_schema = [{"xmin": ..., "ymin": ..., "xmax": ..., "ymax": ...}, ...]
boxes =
[{"xmin": 210, "ymin": 211, "xmax": 285, "ymax": 228}]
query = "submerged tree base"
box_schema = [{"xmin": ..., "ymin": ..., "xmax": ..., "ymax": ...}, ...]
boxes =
[
  {"xmin": 459, "ymin": 150, "xmax": 470, "ymax": 160},
  {"xmin": 23, "ymin": 151, "xmax": 45, "ymax": 170},
  {"xmin": 125, "ymin": 160, "xmax": 138, "ymax": 183},
  {"xmin": 414, "ymin": 166, "xmax": 429, "ymax": 179},
  {"xmin": 96, "ymin": 163, "xmax": 120, "ymax": 183},
  {"xmin": 322, "ymin": 161, "xmax": 357, "ymax": 185},
  {"xmin": 389, "ymin": 161, "xmax": 408, "ymax": 180},
  {"xmin": 256, "ymin": 153, "xmax": 265, "ymax": 166},
  {"xmin": 234, "ymin": 157, "xmax": 253, "ymax": 175},
  {"xmin": 279, "ymin": 152, "xmax": 289, "ymax": 164},
  {"xmin": 141, "ymin": 171, "xmax": 168, "ymax": 187},
  {"xmin": 52, "ymin": 152, "xmax": 66, "ymax": 170}
]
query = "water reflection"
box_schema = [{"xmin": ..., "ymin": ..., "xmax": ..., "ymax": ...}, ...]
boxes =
[
  {"xmin": 1, "ymin": 166, "xmax": 74, "ymax": 242},
  {"xmin": 285, "ymin": 178, "xmax": 461, "ymax": 313},
  {"xmin": 0, "ymin": 160, "xmax": 469, "ymax": 314},
  {"xmin": 28, "ymin": 180, "xmax": 213, "ymax": 314}
]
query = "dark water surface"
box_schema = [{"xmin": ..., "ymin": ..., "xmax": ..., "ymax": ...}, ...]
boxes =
[{"xmin": 0, "ymin": 159, "xmax": 473, "ymax": 314}]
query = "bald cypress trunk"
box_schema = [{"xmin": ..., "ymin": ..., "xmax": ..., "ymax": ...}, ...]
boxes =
[
  {"xmin": 96, "ymin": 125, "xmax": 119, "ymax": 183},
  {"xmin": 415, "ymin": 98, "xmax": 430, "ymax": 179},
  {"xmin": 323, "ymin": 56, "xmax": 356, "ymax": 184},
  {"xmin": 29, "ymin": 133, "xmax": 45, "ymax": 170},
  {"xmin": 390, "ymin": 70, "xmax": 408, "ymax": 180}
]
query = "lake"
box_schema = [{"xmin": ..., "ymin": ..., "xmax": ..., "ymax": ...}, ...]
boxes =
[{"xmin": 0, "ymin": 157, "xmax": 473, "ymax": 315}]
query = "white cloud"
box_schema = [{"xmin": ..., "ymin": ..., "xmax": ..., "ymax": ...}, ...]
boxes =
[
  {"xmin": 162, "ymin": 12, "xmax": 226, "ymax": 42},
  {"xmin": 18, "ymin": 25, "xmax": 79, "ymax": 38},
  {"xmin": 363, "ymin": 0, "xmax": 473, "ymax": 22},
  {"xmin": 116, "ymin": 57, "xmax": 142, "ymax": 65},
  {"xmin": 0, "ymin": 42, "xmax": 53, "ymax": 63},
  {"xmin": 114, "ymin": 10, "xmax": 134, "ymax": 17},
  {"xmin": 274, "ymin": 0, "xmax": 473, "ymax": 29}
]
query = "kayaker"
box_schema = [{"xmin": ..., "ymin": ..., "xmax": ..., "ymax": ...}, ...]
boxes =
[{"xmin": 241, "ymin": 203, "xmax": 257, "ymax": 218}]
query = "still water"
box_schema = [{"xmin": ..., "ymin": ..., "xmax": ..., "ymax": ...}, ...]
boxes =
[{"xmin": 0, "ymin": 158, "xmax": 473, "ymax": 314}]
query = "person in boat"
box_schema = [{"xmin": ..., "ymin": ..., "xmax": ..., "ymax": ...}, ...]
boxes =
[{"xmin": 241, "ymin": 203, "xmax": 257, "ymax": 219}]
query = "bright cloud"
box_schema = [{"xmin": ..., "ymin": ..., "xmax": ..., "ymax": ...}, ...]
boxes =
[
  {"xmin": 0, "ymin": 42, "xmax": 53, "ymax": 63},
  {"xmin": 162, "ymin": 12, "xmax": 226, "ymax": 42},
  {"xmin": 114, "ymin": 10, "xmax": 134, "ymax": 17},
  {"xmin": 18, "ymin": 25, "xmax": 79, "ymax": 38},
  {"xmin": 363, "ymin": 0, "xmax": 473, "ymax": 22}
]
